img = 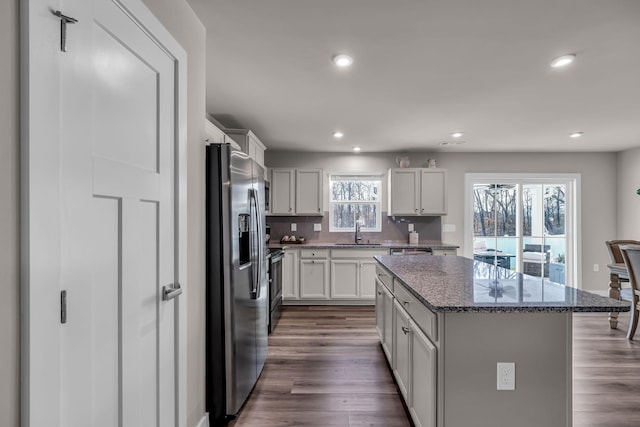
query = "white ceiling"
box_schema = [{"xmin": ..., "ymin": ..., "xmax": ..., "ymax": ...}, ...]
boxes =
[{"xmin": 186, "ymin": 0, "xmax": 640, "ymax": 153}]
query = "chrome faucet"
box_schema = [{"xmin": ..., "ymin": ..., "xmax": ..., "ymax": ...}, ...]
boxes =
[{"xmin": 355, "ymin": 220, "xmax": 362, "ymax": 244}]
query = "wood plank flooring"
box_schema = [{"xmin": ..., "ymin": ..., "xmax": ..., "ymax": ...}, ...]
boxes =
[{"xmin": 229, "ymin": 306, "xmax": 640, "ymax": 427}]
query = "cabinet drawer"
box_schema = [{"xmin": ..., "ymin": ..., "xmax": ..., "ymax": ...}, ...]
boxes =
[
  {"xmin": 331, "ymin": 249, "xmax": 388, "ymax": 259},
  {"xmin": 432, "ymin": 248, "xmax": 457, "ymax": 256},
  {"xmin": 299, "ymin": 248, "xmax": 329, "ymax": 259},
  {"xmin": 394, "ymin": 283, "xmax": 437, "ymax": 342},
  {"xmin": 375, "ymin": 265, "xmax": 394, "ymax": 293}
]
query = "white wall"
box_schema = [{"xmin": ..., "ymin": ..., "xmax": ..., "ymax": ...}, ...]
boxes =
[
  {"xmin": 266, "ymin": 150, "xmax": 617, "ymax": 292},
  {"xmin": 617, "ymin": 146, "xmax": 640, "ymax": 239},
  {"xmin": 140, "ymin": 1, "xmax": 207, "ymax": 425},
  {"xmin": 1, "ymin": 0, "xmax": 19, "ymax": 426}
]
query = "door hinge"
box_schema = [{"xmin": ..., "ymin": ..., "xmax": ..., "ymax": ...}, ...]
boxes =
[
  {"xmin": 60, "ymin": 290, "xmax": 67, "ymax": 324},
  {"xmin": 53, "ymin": 10, "xmax": 78, "ymax": 52}
]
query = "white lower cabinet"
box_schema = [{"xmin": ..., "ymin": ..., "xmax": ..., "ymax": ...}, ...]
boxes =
[
  {"xmin": 393, "ymin": 300, "xmax": 411, "ymax": 401},
  {"xmin": 283, "ymin": 249, "xmax": 299, "ymax": 299},
  {"xmin": 359, "ymin": 259, "xmax": 379, "ymax": 299},
  {"xmin": 381, "ymin": 277, "xmax": 437, "ymax": 427},
  {"xmin": 299, "ymin": 259, "xmax": 329, "ymax": 299},
  {"xmin": 299, "ymin": 249, "xmax": 330, "ymax": 299},
  {"xmin": 330, "ymin": 259, "xmax": 359, "ymax": 299},
  {"xmin": 330, "ymin": 249, "xmax": 388, "ymax": 300},
  {"xmin": 409, "ymin": 318, "xmax": 437, "ymax": 427},
  {"xmin": 375, "ymin": 276, "xmax": 394, "ymax": 363}
]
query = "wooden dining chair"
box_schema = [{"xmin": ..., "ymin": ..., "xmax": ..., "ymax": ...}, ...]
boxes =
[{"xmin": 619, "ymin": 244, "xmax": 640, "ymax": 339}]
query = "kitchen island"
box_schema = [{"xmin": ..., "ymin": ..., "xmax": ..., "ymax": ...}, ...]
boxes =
[{"xmin": 374, "ymin": 255, "xmax": 629, "ymax": 427}]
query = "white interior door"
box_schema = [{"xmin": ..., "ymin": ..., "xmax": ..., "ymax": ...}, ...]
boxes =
[{"xmin": 22, "ymin": 0, "xmax": 187, "ymax": 426}]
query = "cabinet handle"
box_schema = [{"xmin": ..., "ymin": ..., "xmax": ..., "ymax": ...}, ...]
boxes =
[
  {"xmin": 415, "ymin": 208, "xmax": 418, "ymax": 212},
  {"xmin": 289, "ymin": 207, "xmax": 292, "ymax": 212},
  {"xmin": 402, "ymin": 326, "xmax": 411, "ymax": 335},
  {"xmin": 318, "ymin": 208, "xmax": 321, "ymax": 212}
]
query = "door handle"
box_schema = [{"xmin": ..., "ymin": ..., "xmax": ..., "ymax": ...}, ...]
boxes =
[{"xmin": 163, "ymin": 283, "xmax": 182, "ymax": 301}]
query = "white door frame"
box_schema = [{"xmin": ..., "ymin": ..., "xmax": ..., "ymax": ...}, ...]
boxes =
[{"xmin": 20, "ymin": 0, "xmax": 187, "ymax": 425}]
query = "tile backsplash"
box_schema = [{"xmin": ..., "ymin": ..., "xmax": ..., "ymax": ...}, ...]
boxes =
[{"xmin": 267, "ymin": 212, "xmax": 441, "ymax": 244}]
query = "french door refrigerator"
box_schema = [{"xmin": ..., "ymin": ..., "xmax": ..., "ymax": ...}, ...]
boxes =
[{"xmin": 205, "ymin": 143, "xmax": 268, "ymax": 425}]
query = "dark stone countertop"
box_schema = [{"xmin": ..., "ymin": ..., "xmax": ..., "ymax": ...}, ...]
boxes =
[
  {"xmin": 375, "ymin": 255, "xmax": 630, "ymax": 313},
  {"xmin": 267, "ymin": 240, "xmax": 459, "ymax": 250}
]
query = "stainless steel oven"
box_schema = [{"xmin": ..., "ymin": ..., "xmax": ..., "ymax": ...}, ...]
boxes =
[{"xmin": 268, "ymin": 249, "xmax": 283, "ymax": 333}]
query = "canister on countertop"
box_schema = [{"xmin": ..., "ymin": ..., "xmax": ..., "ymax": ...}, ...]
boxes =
[{"xmin": 409, "ymin": 231, "xmax": 419, "ymax": 245}]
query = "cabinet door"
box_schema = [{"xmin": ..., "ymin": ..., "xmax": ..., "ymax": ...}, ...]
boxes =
[
  {"xmin": 381, "ymin": 283, "xmax": 394, "ymax": 364},
  {"xmin": 389, "ymin": 169, "xmax": 419, "ymax": 215},
  {"xmin": 330, "ymin": 260, "xmax": 359, "ymax": 299},
  {"xmin": 295, "ymin": 169, "xmax": 323, "ymax": 215},
  {"xmin": 375, "ymin": 279, "xmax": 385, "ymax": 341},
  {"xmin": 409, "ymin": 318, "xmax": 437, "ymax": 427},
  {"xmin": 299, "ymin": 259, "xmax": 329, "ymax": 299},
  {"xmin": 420, "ymin": 170, "xmax": 447, "ymax": 215},
  {"xmin": 393, "ymin": 300, "xmax": 411, "ymax": 402},
  {"xmin": 271, "ymin": 169, "xmax": 295, "ymax": 215},
  {"xmin": 359, "ymin": 259, "xmax": 379, "ymax": 299},
  {"xmin": 283, "ymin": 249, "xmax": 299, "ymax": 300}
]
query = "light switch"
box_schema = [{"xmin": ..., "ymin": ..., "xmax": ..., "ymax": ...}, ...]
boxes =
[
  {"xmin": 291, "ymin": 223, "xmax": 297, "ymax": 232},
  {"xmin": 443, "ymin": 223, "xmax": 456, "ymax": 233},
  {"xmin": 314, "ymin": 223, "xmax": 322, "ymax": 232}
]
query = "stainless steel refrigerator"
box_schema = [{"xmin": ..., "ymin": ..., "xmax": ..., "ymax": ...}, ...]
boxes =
[{"xmin": 205, "ymin": 143, "xmax": 268, "ymax": 425}]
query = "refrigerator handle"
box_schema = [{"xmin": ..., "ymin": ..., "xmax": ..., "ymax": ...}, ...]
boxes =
[{"xmin": 249, "ymin": 189, "xmax": 261, "ymax": 300}]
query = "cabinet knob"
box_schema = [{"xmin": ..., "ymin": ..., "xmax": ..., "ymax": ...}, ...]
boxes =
[
  {"xmin": 403, "ymin": 300, "xmax": 409, "ymax": 306},
  {"xmin": 415, "ymin": 208, "xmax": 418, "ymax": 212},
  {"xmin": 289, "ymin": 207, "xmax": 292, "ymax": 212},
  {"xmin": 401, "ymin": 326, "xmax": 411, "ymax": 335},
  {"xmin": 377, "ymin": 291, "xmax": 382, "ymax": 295}
]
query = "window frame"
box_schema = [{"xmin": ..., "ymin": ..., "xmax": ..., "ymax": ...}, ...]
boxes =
[{"xmin": 328, "ymin": 172, "xmax": 383, "ymax": 233}]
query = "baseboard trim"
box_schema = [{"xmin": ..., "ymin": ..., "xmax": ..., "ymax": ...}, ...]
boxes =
[{"xmin": 196, "ymin": 413, "xmax": 209, "ymax": 427}]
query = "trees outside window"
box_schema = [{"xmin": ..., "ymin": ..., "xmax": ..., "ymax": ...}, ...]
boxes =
[
  {"xmin": 329, "ymin": 174, "xmax": 382, "ymax": 232},
  {"xmin": 467, "ymin": 175, "xmax": 577, "ymax": 287}
]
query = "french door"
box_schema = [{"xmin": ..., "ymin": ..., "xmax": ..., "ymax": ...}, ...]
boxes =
[{"xmin": 465, "ymin": 174, "xmax": 579, "ymax": 287}]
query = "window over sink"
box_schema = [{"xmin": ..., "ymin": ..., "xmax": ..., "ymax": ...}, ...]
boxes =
[{"xmin": 329, "ymin": 173, "xmax": 382, "ymax": 232}]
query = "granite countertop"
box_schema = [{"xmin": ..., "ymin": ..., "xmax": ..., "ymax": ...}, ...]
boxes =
[
  {"xmin": 375, "ymin": 255, "xmax": 630, "ymax": 313},
  {"xmin": 267, "ymin": 240, "xmax": 459, "ymax": 250}
]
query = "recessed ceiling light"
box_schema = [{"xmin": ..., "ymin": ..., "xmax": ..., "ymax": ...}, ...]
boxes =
[
  {"xmin": 451, "ymin": 131, "xmax": 464, "ymax": 138},
  {"xmin": 550, "ymin": 54, "xmax": 576, "ymax": 68},
  {"xmin": 353, "ymin": 146, "xmax": 361, "ymax": 152},
  {"xmin": 333, "ymin": 131, "xmax": 344, "ymax": 139},
  {"xmin": 569, "ymin": 131, "xmax": 583, "ymax": 138},
  {"xmin": 333, "ymin": 54, "xmax": 353, "ymax": 67}
]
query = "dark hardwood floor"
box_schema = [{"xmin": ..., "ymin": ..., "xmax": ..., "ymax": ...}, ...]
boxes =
[{"xmin": 229, "ymin": 306, "xmax": 640, "ymax": 427}]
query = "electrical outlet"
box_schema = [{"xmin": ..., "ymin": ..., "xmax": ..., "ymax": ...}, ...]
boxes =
[
  {"xmin": 291, "ymin": 223, "xmax": 297, "ymax": 232},
  {"xmin": 313, "ymin": 223, "xmax": 322, "ymax": 232},
  {"xmin": 408, "ymin": 223, "xmax": 414, "ymax": 232},
  {"xmin": 593, "ymin": 263, "xmax": 599, "ymax": 272},
  {"xmin": 497, "ymin": 362, "xmax": 515, "ymax": 390}
]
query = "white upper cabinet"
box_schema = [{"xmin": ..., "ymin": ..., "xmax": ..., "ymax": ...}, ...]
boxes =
[
  {"xmin": 270, "ymin": 168, "xmax": 323, "ymax": 216},
  {"xmin": 271, "ymin": 169, "xmax": 295, "ymax": 215},
  {"xmin": 295, "ymin": 169, "xmax": 323, "ymax": 215},
  {"xmin": 225, "ymin": 128, "xmax": 267, "ymax": 167},
  {"xmin": 388, "ymin": 168, "xmax": 447, "ymax": 216}
]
